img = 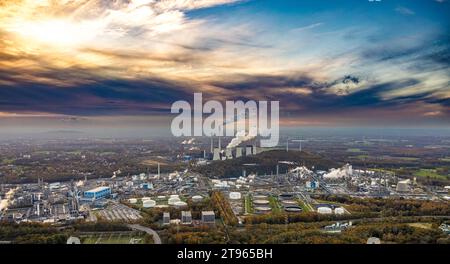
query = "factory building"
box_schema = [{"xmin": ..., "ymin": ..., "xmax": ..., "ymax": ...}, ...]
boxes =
[
  {"xmin": 163, "ymin": 212, "xmax": 170, "ymax": 225},
  {"xmin": 396, "ymin": 179, "xmax": 411, "ymax": 192},
  {"xmin": 201, "ymin": 211, "xmax": 215, "ymax": 224},
  {"xmin": 83, "ymin": 187, "xmax": 111, "ymax": 200},
  {"xmin": 181, "ymin": 211, "xmax": 192, "ymax": 224}
]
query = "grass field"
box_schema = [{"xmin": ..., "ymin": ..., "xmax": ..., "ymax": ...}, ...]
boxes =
[
  {"xmin": 244, "ymin": 195, "xmax": 254, "ymax": 214},
  {"xmin": 346, "ymin": 148, "xmax": 363, "ymax": 153},
  {"xmin": 81, "ymin": 232, "xmax": 145, "ymax": 244},
  {"xmin": 408, "ymin": 223, "xmax": 433, "ymax": 229},
  {"xmin": 414, "ymin": 169, "xmax": 448, "ymax": 180},
  {"xmin": 297, "ymin": 200, "xmax": 312, "ymax": 212},
  {"xmin": 393, "ymin": 157, "xmax": 419, "ymax": 161},
  {"xmin": 268, "ymin": 196, "xmax": 282, "ymax": 214}
]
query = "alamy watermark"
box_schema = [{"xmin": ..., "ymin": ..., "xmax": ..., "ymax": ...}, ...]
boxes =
[{"xmin": 171, "ymin": 93, "xmax": 279, "ymax": 147}]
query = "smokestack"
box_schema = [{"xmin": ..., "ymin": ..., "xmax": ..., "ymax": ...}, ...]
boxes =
[
  {"xmin": 218, "ymin": 136, "xmax": 221, "ymax": 150},
  {"xmin": 276, "ymin": 164, "xmax": 279, "ymax": 176},
  {"xmin": 210, "ymin": 137, "xmax": 213, "ymax": 153},
  {"xmin": 286, "ymin": 138, "xmax": 289, "ymax": 152},
  {"xmin": 158, "ymin": 162, "xmax": 160, "ymax": 178}
]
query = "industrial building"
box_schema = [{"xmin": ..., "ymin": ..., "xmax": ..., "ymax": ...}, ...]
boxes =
[
  {"xmin": 83, "ymin": 186, "xmax": 111, "ymax": 200},
  {"xmin": 163, "ymin": 212, "xmax": 170, "ymax": 225},
  {"xmin": 201, "ymin": 211, "xmax": 215, "ymax": 224},
  {"xmin": 181, "ymin": 211, "xmax": 192, "ymax": 224}
]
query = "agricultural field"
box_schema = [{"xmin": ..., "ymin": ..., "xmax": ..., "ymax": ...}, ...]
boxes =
[{"xmin": 414, "ymin": 169, "xmax": 449, "ymax": 180}]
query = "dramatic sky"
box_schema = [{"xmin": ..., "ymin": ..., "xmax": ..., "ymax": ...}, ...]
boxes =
[{"xmin": 0, "ymin": 0, "xmax": 449, "ymax": 130}]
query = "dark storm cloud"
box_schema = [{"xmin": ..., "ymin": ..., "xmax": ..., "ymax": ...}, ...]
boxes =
[
  {"xmin": 0, "ymin": 68, "xmax": 194, "ymax": 115},
  {"xmin": 211, "ymin": 74, "xmax": 317, "ymax": 92},
  {"xmin": 209, "ymin": 73, "xmax": 442, "ymax": 116},
  {"xmin": 360, "ymin": 32, "xmax": 450, "ymax": 72}
]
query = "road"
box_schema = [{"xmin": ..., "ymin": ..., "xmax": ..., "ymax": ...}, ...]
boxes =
[{"xmin": 127, "ymin": 224, "xmax": 162, "ymax": 244}]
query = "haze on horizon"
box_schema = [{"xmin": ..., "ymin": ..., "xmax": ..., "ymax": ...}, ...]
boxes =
[{"xmin": 0, "ymin": 0, "xmax": 449, "ymax": 130}]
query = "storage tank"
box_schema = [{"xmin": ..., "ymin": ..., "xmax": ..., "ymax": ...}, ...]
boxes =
[
  {"xmin": 281, "ymin": 200, "xmax": 297, "ymax": 205},
  {"xmin": 128, "ymin": 198, "xmax": 138, "ymax": 204},
  {"xmin": 156, "ymin": 195, "xmax": 166, "ymax": 200},
  {"xmin": 174, "ymin": 201, "xmax": 188, "ymax": 208},
  {"xmin": 253, "ymin": 195, "xmax": 268, "ymax": 200},
  {"xmin": 334, "ymin": 207, "xmax": 345, "ymax": 215},
  {"xmin": 143, "ymin": 199, "xmax": 156, "ymax": 208},
  {"xmin": 229, "ymin": 192, "xmax": 242, "ymax": 200},
  {"xmin": 254, "ymin": 206, "xmax": 271, "ymax": 214},
  {"xmin": 253, "ymin": 199, "xmax": 270, "ymax": 205},
  {"xmin": 317, "ymin": 207, "xmax": 332, "ymax": 214},
  {"xmin": 192, "ymin": 195, "xmax": 203, "ymax": 202},
  {"xmin": 168, "ymin": 197, "xmax": 181, "ymax": 205}
]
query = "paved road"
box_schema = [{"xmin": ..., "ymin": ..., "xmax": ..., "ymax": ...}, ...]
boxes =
[{"xmin": 127, "ymin": 224, "xmax": 162, "ymax": 244}]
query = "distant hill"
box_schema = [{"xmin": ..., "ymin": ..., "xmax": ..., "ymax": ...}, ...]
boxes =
[{"xmin": 194, "ymin": 150, "xmax": 340, "ymax": 178}]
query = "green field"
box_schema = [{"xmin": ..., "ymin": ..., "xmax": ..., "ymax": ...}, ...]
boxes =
[
  {"xmin": 268, "ymin": 196, "xmax": 282, "ymax": 214},
  {"xmin": 393, "ymin": 157, "xmax": 419, "ymax": 161},
  {"xmin": 81, "ymin": 232, "xmax": 146, "ymax": 244},
  {"xmin": 297, "ymin": 200, "xmax": 312, "ymax": 212},
  {"xmin": 244, "ymin": 195, "xmax": 254, "ymax": 214},
  {"xmin": 439, "ymin": 157, "xmax": 450, "ymax": 162},
  {"xmin": 414, "ymin": 169, "xmax": 448, "ymax": 180},
  {"xmin": 346, "ymin": 148, "xmax": 362, "ymax": 153}
]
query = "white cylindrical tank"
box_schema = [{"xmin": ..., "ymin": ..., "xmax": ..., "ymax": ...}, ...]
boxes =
[
  {"xmin": 317, "ymin": 207, "xmax": 332, "ymax": 214},
  {"xmin": 253, "ymin": 200, "xmax": 270, "ymax": 205},
  {"xmin": 334, "ymin": 207, "xmax": 345, "ymax": 215},
  {"xmin": 143, "ymin": 199, "xmax": 156, "ymax": 208},
  {"xmin": 192, "ymin": 195, "xmax": 203, "ymax": 202},
  {"xmin": 170, "ymin": 194, "xmax": 180, "ymax": 199},
  {"xmin": 141, "ymin": 197, "xmax": 151, "ymax": 202},
  {"xmin": 168, "ymin": 197, "xmax": 181, "ymax": 205},
  {"xmin": 128, "ymin": 198, "xmax": 138, "ymax": 204},
  {"xmin": 229, "ymin": 192, "xmax": 242, "ymax": 200},
  {"xmin": 174, "ymin": 201, "xmax": 187, "ymax": 208}
]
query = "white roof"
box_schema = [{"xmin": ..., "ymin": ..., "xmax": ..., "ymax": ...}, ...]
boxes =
[{"xmin": 86, "ymin": 186, "xmax": 110, "ymax": 193}]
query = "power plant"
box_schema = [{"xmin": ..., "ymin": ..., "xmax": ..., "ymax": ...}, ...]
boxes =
[{"xmin": 208, "ymin": 136, "xmax": 258, "ymax": 161}]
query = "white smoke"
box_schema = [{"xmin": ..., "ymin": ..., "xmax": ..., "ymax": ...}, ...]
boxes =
[
  {"xmin": 181, "ymin": 138, "xmax": 195, "ymax": 144},
  {"xmin": 226, "ymin": 130, "xmax": 255, "ymax": 149}
]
